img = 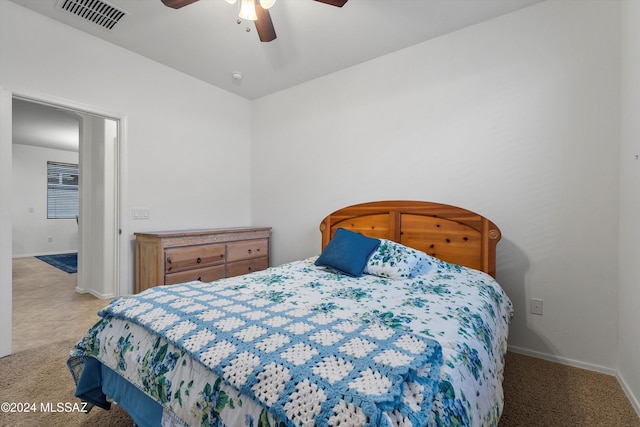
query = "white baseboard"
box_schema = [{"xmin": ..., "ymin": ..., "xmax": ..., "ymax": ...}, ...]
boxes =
[
  {"xmin": 508, "ymin": 345, "xmax": 640, "ymax": 419},
  {"xmin": 75, "ymin": 286, "xmax": 114, "ymax": 300},
  {"xmin": 617, "ymin": 371, "xmax": 640, "ymax": 419},
  {"xmin": 507, "ymin": 345, "xmax": 617, "ymax": 376}
]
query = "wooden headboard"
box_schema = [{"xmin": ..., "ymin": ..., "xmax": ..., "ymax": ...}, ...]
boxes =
[{"xmin": 319, "ymin": 200, "xmax": 501, "ymax": 278}]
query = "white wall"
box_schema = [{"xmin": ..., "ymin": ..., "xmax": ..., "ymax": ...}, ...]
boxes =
[
  {"xmin": 2, "ymin": 0, "xmax": 637, "ymax": 413},
  {"xmin": 618, "ymin": 0, "xmax": 640, "ymax": 414},
  {"xmin": 253, "ymin": 0, "xmax": 621, "ymax": 378},
  {"xmin": 0, "ymin": 0, "xmax": 253, "ymax": 282},
  {"xmin": 12, "ymin": 144, "xmax": 79, "ymax": 257},
  {"xmin": 0, "ymin": 0, "xmax": 253, "ymax": 354},
  {"xmin": 77, "ymin": 114, "xmax": 118, "ymax": 298},
  {"xmin": 0, "ymin": 89, "xmax": 13, "ymax": 357}
]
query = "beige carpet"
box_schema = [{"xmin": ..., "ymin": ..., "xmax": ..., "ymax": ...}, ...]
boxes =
[
  {"xmin": 0, "ymin": 339, "xmax": 132, "ymax": 427},
  {"xmin": 501, "ymin": 352, "xmax": 640, "ymax": 427},
  {"xmin": 1, "ymin": 340, "xmax": 638, "ymax": 427}
]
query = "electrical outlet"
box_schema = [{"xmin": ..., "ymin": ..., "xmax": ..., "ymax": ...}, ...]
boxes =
[{"xmin": 531, "ymin": 298, "xmax": 543, "ymax": 315}]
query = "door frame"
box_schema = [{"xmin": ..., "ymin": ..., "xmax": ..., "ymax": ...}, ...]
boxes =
[{"xmin": 0, "ymin": 87, "xmax": 127, "ymax": 356}]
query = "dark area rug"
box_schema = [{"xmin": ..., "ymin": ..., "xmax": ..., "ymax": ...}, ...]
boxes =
[{"xmin": 35, "ymin": 253, "xmax": 78, "ymax": 273}]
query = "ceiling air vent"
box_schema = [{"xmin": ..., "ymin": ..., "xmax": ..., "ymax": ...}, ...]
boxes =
[{"xmin": 57, "ymin": 0, "xmax": 128, "ymax": 30}]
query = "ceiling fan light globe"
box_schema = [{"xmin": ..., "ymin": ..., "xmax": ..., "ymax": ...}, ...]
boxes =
[
  {"xmin": 259, "ymin": 0, "xmax": 276, "ymax": 9},
  {"xmin": 238, "ymin": 0, "xmax": 258, "ymax": 20},
  {"xmin": 225, "ymin": 0, "xmax": 236, "ymax": 4}
]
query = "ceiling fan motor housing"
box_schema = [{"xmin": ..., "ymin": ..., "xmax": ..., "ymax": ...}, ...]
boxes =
[{"xmin": 161, "ymin": 0, "xmax": 348, "ymax": 42}]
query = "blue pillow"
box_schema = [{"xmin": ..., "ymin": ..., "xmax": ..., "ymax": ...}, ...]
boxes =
[{"xmin": 315, "ymin": 228, "xmax": 381, "ymax": 277}]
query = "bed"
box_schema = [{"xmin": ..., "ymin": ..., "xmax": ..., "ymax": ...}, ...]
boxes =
[{"xmin": 68, "ymin": 200, "xmax": 513, "ymax": 427}]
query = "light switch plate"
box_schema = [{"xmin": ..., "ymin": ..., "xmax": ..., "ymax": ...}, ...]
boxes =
[{"xmin": 132, "ymin": 208, "xmax": 150, "ymax": 220}]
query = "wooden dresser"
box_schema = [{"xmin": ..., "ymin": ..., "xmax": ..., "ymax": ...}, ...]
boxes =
[{"xmin": 134, "ymin": 227, "xmax": 271, "ymax": 293}]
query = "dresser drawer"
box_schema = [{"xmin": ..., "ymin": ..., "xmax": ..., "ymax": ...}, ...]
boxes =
[
  {"xmin": 227, "ymin": 239, "xmax": 268, "ymax": 262},
  {"xmin": 135, "ymin": 227, "xmax": 270, "ymax": 294},
  {"xmin": 165, "ymin": 264, "xmax": 226, "ymax": 285},
  {"xmin": 227, "ymin": 256, "xmax": 269, "ymax": 277},
  {"xmin": 165, "ymin": 244, "xmax": 225, "ymax": 274}
]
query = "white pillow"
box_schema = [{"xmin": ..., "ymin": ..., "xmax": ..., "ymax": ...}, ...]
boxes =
[{"xmin": 364, "ymin": 239, "xmax": 430, "ymax": 280}]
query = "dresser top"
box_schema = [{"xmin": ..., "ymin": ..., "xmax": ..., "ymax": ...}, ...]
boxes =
[{"xmin": 134, "ymin": 227, "xmax": 271, "ymax": 239}]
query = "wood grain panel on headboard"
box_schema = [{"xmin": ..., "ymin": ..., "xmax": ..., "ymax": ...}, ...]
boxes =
[{"xmin": 319, "ymin": 200, "xmax": 501, "ymax": 278}]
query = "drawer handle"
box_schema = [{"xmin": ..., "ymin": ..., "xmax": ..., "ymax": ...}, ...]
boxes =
[
  {"xmin": 247, "ymin": 249, "xmax": 252, "ymax": 254},
  {"xmin": 196, "ymin": 257, "xmax": 202, "ymax": 264},
  {"xmin": 247, "ymin": 267, "xmax": 253, "ymax": 272},
  {"xmin": 197, "ymin": 276, "xmax": 202, "ymax": 281}
]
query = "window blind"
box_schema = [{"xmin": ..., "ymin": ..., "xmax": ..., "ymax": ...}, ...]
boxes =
[{"xmin": 47, "ymin": 161, "xmax": 79, "ymax": 219}]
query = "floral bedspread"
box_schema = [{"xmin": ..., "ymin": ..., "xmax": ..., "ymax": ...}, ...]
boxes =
[{"xmin": 69, "ymin": 256, "xmax": 513, "ymax": 427}]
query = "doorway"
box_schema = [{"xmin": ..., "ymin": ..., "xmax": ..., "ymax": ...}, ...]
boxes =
[
  {"xmin": 12, "ymin": 98, "xmax": 81, "ymax": 268},
  {"xmin": 0, "ymin": 91, "xmax": 123, "ymax": 356}
]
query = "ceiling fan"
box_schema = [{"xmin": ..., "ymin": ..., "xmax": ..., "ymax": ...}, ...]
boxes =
[{"xmin": 161, "ymin": 0, "xmax": 348, "ymax": 42}]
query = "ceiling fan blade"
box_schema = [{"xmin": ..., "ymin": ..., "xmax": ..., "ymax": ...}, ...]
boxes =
[
  {"xmin": 161, "ymin": 0, "xmax": 200, "ymax": 9},
  {"xmin": 255, "ymin": 5, "xmax": 277, "ymax": 42},
  {"xmin": 313, "ymin": 0, "xmax": 348, "ymax": 7}
]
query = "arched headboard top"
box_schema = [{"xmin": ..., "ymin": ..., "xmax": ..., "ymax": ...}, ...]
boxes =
[{"xmin": 319, "ymin": 200, "xmax": 501, "ymax": 278}]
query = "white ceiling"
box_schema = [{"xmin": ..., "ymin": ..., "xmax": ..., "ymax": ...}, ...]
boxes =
[
  {"xmin": 12, "ymin": 98, "xmax": 80, "ymax": 152},
  {"xmin": 8, "ymin": 0, "xmax": 543, "ymax": 100}
]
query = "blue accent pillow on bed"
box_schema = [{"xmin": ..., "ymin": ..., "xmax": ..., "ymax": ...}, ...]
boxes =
[{"xmin": 315, "ymin": 228, "xmax": 381, "ymax": 277}]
